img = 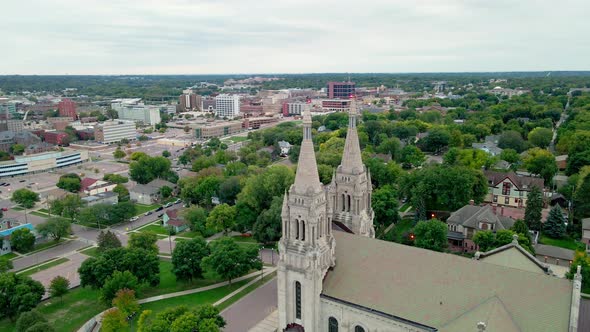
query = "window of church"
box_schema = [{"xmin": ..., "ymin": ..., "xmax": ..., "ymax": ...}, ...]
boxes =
[
  {"xmin": 295, "ymin": 282, "xmax": 302, "ymax": 319},
  {"xmin": 328, "ymin": 317, "xmax": 338, "ymax": 332},
  {"xmin": 295, "ymin": 219, "xmax": 299, "ymax": 239},
  {"xmin": 354, "ymin": 326, "xmax": 365, "ymax": 332},
  {"xmin": 301, "ymin": 221, "xmax": 306, "ymax": 241}
]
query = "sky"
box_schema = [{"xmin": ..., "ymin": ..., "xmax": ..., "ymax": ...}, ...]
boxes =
[{"xmin": 1, "ymin": 0, "xmax": 589, "ymax": 75}]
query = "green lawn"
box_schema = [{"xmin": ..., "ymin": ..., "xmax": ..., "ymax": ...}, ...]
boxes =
[
  {"xmin": 139, "ymin": 224, "xmax": 169, "ymax": 235},
  {"xmin": 383, "ymin": 218, "xmax": 415, "ymax": 243},
  {"xmin": 79, "ymin": 246, "xmax": 99, "ymax": 258},
  {"xmin": 399, "ymin": 202, "xmax": 412, "ymax": 213},
  {"xmin": 134, "ymin": 203, "xmax": 160, "ymax": 216},
  {"xmin": 12, "ymin": 206, "xmax": 25, "ymax": 211},
  {"xmin": 177, "ymin": 231, "xmax": 202, "ymax": 238},
  {"xmin": 38, "ymin": 208, "xmax": 50, "ymax": 214},
  {"xmin": 224, "ymin": 136, "xmax": 249, "ymax": 143},
  {"xmin": 17, "ymin": 258, "xmax": 70, "ymax": 277},
  {"xmin": 539, "ymin": 234, "xmax": 584, "ymax": 251},
  {"xmin": 2, "ymin": 252, "xmax": 18, "ymax": 260},
  {"xmin": 30, "ymin": 211, "xmax": 49, "ymax": 218}
]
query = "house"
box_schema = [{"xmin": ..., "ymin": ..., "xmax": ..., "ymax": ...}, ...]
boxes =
[
  {"xmin": 278, "ymin": 140, "xmax": 291, "ymax": 156},
  {"xmin": 0, "ymin": 220, "xmax": 34, "ymax": 256},
  {"xmin": 582, "ymin": 218, "xmax": 590, "ymax": 251},
  {"xmin": 81, "ymin": 178, "xmax": 117, "ymax": 195},
  {"xmin": 81, "ymin": 191, "xmax": 118, "ymax": 206},
  {"xmin": 162, "ymin": 209, "xmax": 188, "ymax": 233},
  {"xmin": 556, "ymin": 155, "xmax": 568, "ymax": 170},
  {"xmin": 483, "ymin": 170, "xmax": 544, "ymax": 208},
  {"xmin": 129, "ymin": 179, "xmax": 175, "ymax": 205},
  {"xmin": 446, "ymin": 203, "xmax": 515, "ymax": 251},
  {"xmin": 43, "ymin": 188, "xmax": 69, "ymax": 203},
  {"xmin": 475, "ymin": 234, "xmax": 552, "ymax": 275},
  {"xmin": 551, "ymin": 193, "xmax": 568, "ymax": 209},
  {"xmin": 472, "ymin": 142, "xmax": 503, "ymax": 156},
  {"xmin": 535, "ymin": 243, "xmax": 575, "ymax": 267}
]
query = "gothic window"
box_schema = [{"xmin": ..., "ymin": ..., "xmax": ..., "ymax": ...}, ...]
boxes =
[
  {"xmin": 295, "ymin": 282, "xmax": 301, "ymax": 319},
  {"xmin": 341, "ymin": 194, "xmax": 345, "ymax": 211},
  {"xmin": 355, "ymin": 326, "xmax": 365, "ymax": 332},
  {"xmin": 328, "ymin": 317, "xmax": 338, "ymax": 332},
  {"xmin": 295, "ymin": 219, "xmax": 299, "ymax": 239},
  {"xmin": 347, "ymin": 195, "xmax": 351, "ymax": 212},
  {"xmin": 301, "ymin": 221, "xmax": 306, "ymax": 241}
]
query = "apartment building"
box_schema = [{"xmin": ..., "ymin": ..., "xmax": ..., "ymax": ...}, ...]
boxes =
[
  {"xmin": 214, "ymin": 94, "xmax": 240, "ymax": 119},
  {"xmin": 111, "ymin": 99, "xmax": 161, "ymax": 126},
  {"xmin": 94, "ymin": 120, "xmax": 136, "ymax": 144},
  {"xmin": 58, "ymin": 98, "xmax": 78, "ymax": 119}
]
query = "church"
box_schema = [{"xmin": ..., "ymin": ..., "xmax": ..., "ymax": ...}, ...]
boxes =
[{"xmin": 276, "ymin": 99, "xmax": 582, "ymax": 332}]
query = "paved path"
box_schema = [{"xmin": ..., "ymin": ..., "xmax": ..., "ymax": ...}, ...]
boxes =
[
  {"xmin": 29, "ymin": 252, "xmax": 87, "ymax": 289},
  {"xmin": 11, "ymin": 239, "xmax": 88, "ymax": 271},
  {"xmin": 249, "ymin": 310, "xmax": 278, "ymax": 332},
  {"xmin": 221, "ymin": 277, "xmax": 278, "ymax": 332}
]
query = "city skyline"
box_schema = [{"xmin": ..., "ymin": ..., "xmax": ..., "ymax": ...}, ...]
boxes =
[{"xmin": 2, "ymin": 0, "xmax": 590, "ymax": 75}]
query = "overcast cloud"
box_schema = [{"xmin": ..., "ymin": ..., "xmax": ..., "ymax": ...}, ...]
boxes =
[{"xmin": 1, "ymin": 0, "xmax": 589, "ymax": 74}]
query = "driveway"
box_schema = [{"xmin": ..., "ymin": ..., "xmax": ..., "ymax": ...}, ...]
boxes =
[{"xmin": 221, "ymin": 278, "xmax": 277, "ymax": 332}]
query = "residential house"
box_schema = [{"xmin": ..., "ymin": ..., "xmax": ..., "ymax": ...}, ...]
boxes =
[
  {"xmin": 446, "ymin": 203, "xmax": 515, "ymax": 252},
  {"xmin": 129, "ymin": 179, "xmax": 175, "ymax": 205},
  {"xmin": 81, "ymin": 178, "xmax": 117, "ymax": 195},
  {"xmin": 0, "ymin": 220, "xmax": 34, "ymax": 256},
  {"xmin": 483, "ymin": 170, "xmax": 544, "ymax": 208},
  {"xmin": 162, "ymin": 208, "xmax": 188, "ymax": 233},
  {"xmin": 81, "ymin": 191, "xmax": 118, "ymax": 207},
  {"xmin": 583, "ymin": 218, "xmax": 590, "ymax": 251},
  {"xmin": 535, "ymin": 243, "xmax": 575, "ymax": 267},
  {"xmin": 474, "ymin": 234, "xmax": 552, "ymax": 275},
  {"xmin": 472, "ymin": 135, "xmax": 503, "ymax": 156},
  {"xmin": 556, "ymin": 155, "xmax": 568, "ymax": 170}
]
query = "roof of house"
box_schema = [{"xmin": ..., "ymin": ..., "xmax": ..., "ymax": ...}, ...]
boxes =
[
  {"xmin": 475, "ymin": 235, "xmax": 550, "ymax": 274},
  {"xmin": 322, "ymin": 231, "xmax": 573, "ymax": 331},
  {"xmin": 583, "ymin": 218, "xmax": 590, "ymax": 231},
  {"xmin": 80, "ymin": 178, "xmax": 98, "ymax": 191},
  {"xmin": 555, "ymin": 155, "xmax": 568, "ymax": 162},
  {"xmin": 167, "ymin": 219, "xmax": 186, "ymax": 227},
  {"xmin": 81, "ymin": 191, "xmax": 118, "ymax": 202},
  {"xmin": 483, "ymin": 170, "xmax": 544, "ymax": 190},
  {"xmin": 43, "ymin": 188, "xmax": 69, "ymax": 199},
  {"xmin": 447, "ymin": 205, "xmax": 515, "ymax": 230},
  {"xmin": 131, "ymin": 179, "xmax": 175, "ymax": 195},
  {"xmin": 165, "ymin": 209, "xmax": 179, "ymax": 219},
  {"xmin": 534, "ymin": 244, "xmax": 575, "ymax": 261}
]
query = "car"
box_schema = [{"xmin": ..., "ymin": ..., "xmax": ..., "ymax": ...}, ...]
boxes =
[
  {"xmin": 19, "ymin": 179, "xmax": 26, "ymax": 183},
  {"xmin": 157, "ymin": 213, "xmax": 164, "ymax": 218},
  {"xmin": 144, "ymin": 211, "xmax": 153, "ymax": 216},
  {"xmin": 1, "ymin": 207, "xmax": 7, "ymax": 211},
  {"xmin": 3, "ymin": 183, "xmax": 9, "ymax": 186},
  {"xmin": 174, "ymin": 199, "xmax": 182, "ymax": 204},
  {"xmin": 129, "ymin": 216, "xmax": 139, "ymax": 222},
  {"xmin": 164, "ymin": 202, "xmax": 173, "ymax": 208},
  {"xmin": 155, "ymin": 206, "xmax": 164, "ymax": 212}
]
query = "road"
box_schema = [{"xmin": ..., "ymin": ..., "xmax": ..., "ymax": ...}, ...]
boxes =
[
  {"xmin": 11, "ymin": 239, "xmax": 88, "ymax": 271},
  {"xmin": 221, "ymin": 278, "xmax": 278, "ymax": 332}
]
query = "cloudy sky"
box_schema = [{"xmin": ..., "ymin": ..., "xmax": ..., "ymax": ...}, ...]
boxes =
[{"xmin": 1, "ymin": 0, "xmax": 589, "ymax": 74}]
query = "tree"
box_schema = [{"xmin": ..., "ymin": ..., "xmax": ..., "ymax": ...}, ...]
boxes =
[
  {"xmin": 160, "ymin": 185, "xmax": 173, "ymax": 199},
  {"xmin": 113, "ymin": 148, "xmax": 126, "ymax": 160},
  {"xmin": 113, "ymin": 184, "xmax": 129, "ymax": 202},
  {"xmin": 162, "ymin": 150, "xmax": 171, "ymax": 158},
  {"xmin": 56, "ymin": 173, "xmax": 82, "ymax": 193},
  {"xmin": 0, "ymin": 256, "xmax": 13, "ymax": 273},
  {"xmin": 528, "ymin": 127, "xmax": 553, "ymax": 148},
  {"xmin": 574, "ymin": 174, "xmax": 590, "ymax": 220},
  {"xmin": 418, "ymin": 128, "xmax": 450, "ymax": 154},
  {"xmin": 61, "ymin": 194, "xmax": 83, "ymax": 221},
  {"xmin": 10, "ymin": 144, "xmax": 25, "ymax": 156},
  {"xmin": 48, "ymin": 199, "xmax": 64, "ymax": 216},
  {"xmin": 567, "ymin": 251, "xmax": 590, "ymax": 293},
  {"xmin": 112, "ymin": 288, "xmax": 139, "ymax": 318},
  {"xmin": 523, "ymin": 148, "xmax": 557, "ymax": 184},
  {"xmin": 11, "ymin": 188, "xmax": 40, "ymax": 209},
  {"xmin": 473, "ymin": 230, "xmax": 496, "ymax": 251},
  {"xmin": 400, "ymin": 145, "xmax": 425, "ymax": 168},
  {"xmin": 97, "ymin": 230, "xmax": 122, "ymax": 252},
  {"xmin": 138, "ymin": 305, "xmax": 225, "ymax": 332},
  {"xmin": 413, "ymin": 220, "xmax": 448, "ymax": 252},
  {"xmin": 499, "ymin": 148, "xmax": 520, "ymax": 164},
  {"xmin": 218, "ymin": 176, "xmax": 242, "ymax": 204},
  {"xmin": 100, "ymin": 308, "xmax": 128, "ymax": 332},
  {"xmin": 103, "ymin": 173, "xmax": 129, "ymax": 184},
  {"xmin": 372, "ymin": 185, "xmax": 400, "ymax": 229},
  {"xmin": 525, "ymin": 186, "xmax": 543, "ymax": 231},
  {"xmin": 100, "ymin": 270, "xmax": 140, "ymax": 306},
  {"xmin": 15, "ymin": 309, "xmax": 47, "ymax": 332},
  {"xmin": 172, "ymin": 237, "xmax": 210, "ymax": 282},
  {"xmin": 252, "ymin": 196, "xmax": 283, "ymax": 244},
  {"xmin": 10, "ymin": 228, "xmax": 35, "ymax": 253},
  {"xmin": 511, "ymin": 219, "xmax": 530, "ymax": 236},
  {"xmin": 498, "ymin": 130, "xmax": 526, "ymax": 152},
  {"xmin": 183, "ymin": 206, "xmax": 210, "ymax": 236},
  {"xmin": 48, "ymin": 275, "xmax": 69, "ymax": 302},
  {"xmin": 36, "ymin": 218, "xmax": 70, "ymax": 242},
  {"xmin": 129, "ymin": 156, "xmax": 172, "ymax": 184},
  {"xmin": 544, "ymin": 205, "xmax": 566, "ymax": 238},
  {"xmin": 0, "ymin": 273, "xmax": 45, "ymax": 321},
  {"xmin": 128, "ymin": 232, "xmax": 159, "ymax": 254},
  {"xmin": 206, "ymin": 204, "xmax": 236, "ymax": 235},
  {"xmin": 202, "ymin": 238, "xmax": 262, "ymax": 284}
]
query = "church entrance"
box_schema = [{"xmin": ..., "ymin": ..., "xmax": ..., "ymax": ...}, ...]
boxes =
[{"xmin": 284, "ymin": 323, "xmax": 304, "ymax": 332}]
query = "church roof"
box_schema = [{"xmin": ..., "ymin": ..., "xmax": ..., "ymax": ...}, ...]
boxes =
[
  {"xmin": 340, "ymin": 98, "xmax": 364, "ymax": 174},
  {"xmin": 322, "ymin": 231, "xmax": 572, "ymax": 331}
]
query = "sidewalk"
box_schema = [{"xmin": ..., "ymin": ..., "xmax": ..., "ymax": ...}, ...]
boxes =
[{"xmin": 248, "ymin": 310, "xmax": 278, "ymax": 332}]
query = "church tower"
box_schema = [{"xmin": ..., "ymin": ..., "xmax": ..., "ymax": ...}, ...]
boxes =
[
  {"xmin": 278, "ymin": 109, "xmax": 336, "ymax": 331},
  {"xmin": 328, "ymin": 96, "xmax": 375, "ymax": 237}
]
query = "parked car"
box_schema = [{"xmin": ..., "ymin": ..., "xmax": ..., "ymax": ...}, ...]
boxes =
[
  {"xmin": 157, "ymin": 213, "xmax": 164, "ymax": 218},
  {"xmin": 129, "ymin": 216, "xmax": 139, "ymax": 222},
  {"xmin": 3, "ymin": 183, "xmax": 9, "ymax": 186},
  {"xmin": 144, "ymin": 211, "xmax": 153, "ymax": 216},
  {"xmin": 174, "ymin": 199, "xmax": 182, "ymax": 204},
  {"xmin": 155, "ymin": 206, "xmax": 164, "ymax": 212},
  {"xmin": 1, "ymin": 207, "xmax": 7, "ymax": 211},
  {"xmin": 19, "ymin": 179, "xmax": 26, "ymax": 183}
]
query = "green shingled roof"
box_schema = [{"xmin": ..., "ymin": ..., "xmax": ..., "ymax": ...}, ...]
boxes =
[{"xmin": 322, "ymin": 231, "xmax": 573, "ymax": 331}]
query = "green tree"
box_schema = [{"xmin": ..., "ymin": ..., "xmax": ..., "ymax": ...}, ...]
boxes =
[
  {"xmin": 527, "ymin": 127, "xmax": 553, "ymax": 148},
  {"xmin": 207, "ymin": 204, "xmax": 236, "ymax": 235},
  {"xmin": 15, "ymin": 309, "xmax": 47, "ymax": 332},
  {"xmin": 61, "ymin": 194, "xmax": 83, "ymax": 221},
  {"xmin": 183, "ymin": 206, "xmax": 211, "ymax": 236},
  {"xmin": 511, "ymin": 219, "xmax": 530, "ymax": 236},
  {"xmin": 525, "ymin": 186, "xmax": 543, "ymax": 231},
  {"xmin": 0, "ymin": 273, "xmax": 45, "ymax": 321},
  {"xmin": 128, "ymin": 232, "xmax": 159, "ymax": 255},
  {"xmin": 48, "ymin": 199, "xmax": 64, "ymax": 216},
  {"xmin": 100, "ymin": 308, "xmax": 128, "ymax": 332},
  {"xmin": 162, "ymin": 150, "xmax": 171, "ymax": 158},
  {"xmin": 400, "ymin": 145, "xmax": 425, "ymax": 168},
  {"xmin": 499, "ymin": 148, "xmax": 521, "ymax": 164},
  {"xmin": 160, "ymin": 185, "xmax": 173, "ymax": 199},
  {"xmin": 523, "ymin": 148, "xmax": 557, "ymax": 184},
  {"xmin": 418, "ymin": 128, "xmax": 450, "ymax": 154},
  {"xmin": 566, "ymin": 251, "xmax": 590, "ymax": 293},
  {"xmin": 473, "ymin": 230, "xmax": 496, "ymax": 251},
  {"xmin": 112, "ymin": 288, "xmax": 140, "ymax": 318},
  {"xmin": 36, "ymin": 218, "xmax": 70, "ymax": 242},
  {"xmin": 498, "ymin": 130, "xmax": 526, "ymax": 152},
  {"xmin": 218, "ymin": 176, "xmax": 242, "ymax": 204},
  {"xmin": 10, "ymin": 144, "xmax": 25, "ymax": 156},
  {"xmin": 113, "ymin": 184, "xmax": 129, "ymax": 202},
  {"xmin": 172, "ymin": 237, "xmax": 210, "ymax": 282},
  {"xmin": 252, "ymin": 196, "xmax": 283, "ymax": 244},
  {"xmin": 97, "ymin": 230, "xmax": 122, "ymax": 253},
  {"xmin": 11, "ymin": 188, "xmax": 40, "ymax": 208},
  {"xmin": 0, "ymin": 256, "xmax": 13, "ymax": 273},
  {"xmin": 544, "ymin": 205, "xmax": 566, "ymax": 238},
  {"xmin": 103, "ymin": 173, "xmax": 129, "ymax": 184},
  {"xmin": 202, "ymin": 238, "xmax": 262, "ymax": 284},
  {"xmin": 413, "ymin": 219, "xmax": 448, "ymax": 252},
  {"xmin": 48, "ymin": 275, "xmax": 69, "ymax": 302},
  {"xmin": 100, "ymin": 270, "xmax": 139, "ymax": 306},
  {"xmin": 10, "ymin": 228, "xmax": 35, "ymax": 252},
  {"xmin": 129, "ymin": 156, "xmax": 172, "ymax": 184},
  {"xmin": 113, "ymin": 148, "xmax": 126, "ymax": 160},
  {"xmin": 574, "ymin": 174, "xmax": 590, "ymax": 220},
  {"xmin": 372, "ymin": 185, "xmax": 400, "ymax": 230},
  {"xmin": 56, "ymin": 173, "xmax": 82, "ymax": 193}
]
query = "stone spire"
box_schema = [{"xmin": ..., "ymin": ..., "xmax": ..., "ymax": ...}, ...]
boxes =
[
  {"xmin": 341, "ymin": 96, "xmax": 364, "ymax": 174},
  {"xmin": 292, "ymin": 109, "xmax": 322, "ymax": 194}
]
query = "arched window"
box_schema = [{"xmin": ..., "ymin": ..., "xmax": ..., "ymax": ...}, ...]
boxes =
[
  {"xmin": 295, "ymin": 282, "xmax": 301, "ymax": 319},
  {"xmin": 301, "ymin": 221, "xmax": 306, "ymax": 241},
  {"xmin": 347, "ymin": 195, "xmax": 351, "ymax": 212},
  {"xmin": 341, "ymin": 194, "xmax": 345, "ymax": 211},
  {"xmin": 295, "ymin": 219, "xmax": 299, "ymax": 239},
  {"xmin": 328, "ymin": 317, "xmax": 338, "ymax": 332},
  {"xmin": 355, "ymin": 326, "xmax": 365, "ymax": 332}
]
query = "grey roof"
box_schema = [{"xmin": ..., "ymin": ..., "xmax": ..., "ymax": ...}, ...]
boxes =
[
  {"xmin": 322, "ymin": 231, "xmax": 573, "ymax": 331},
  {"xmin": 583, "ymin": 218, "xmax": 590, "ymax": 231},
  {"xmin": 534, "ymin": 244, "xmax": 575, "ymax": 261},
  {"xmin": 484, "ymin": 170, "xmax": 544, "ymax": 190},
  {"xmin": 447, "ymin": 205, "xmax": 515, "ymax": 230},
  {"xmin": 476, "ymin": 235, "xmax": 550, "ymax": 274},
  {"xmin": 131, "ymin": 179, "xmax": 174, "ymax": 195},
  {"xmin": 81, "ymin": 191, "xmax": 118, "ymax": 202}
]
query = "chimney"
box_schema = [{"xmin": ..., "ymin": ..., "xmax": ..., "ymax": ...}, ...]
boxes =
[{"xmin": 469, "ymin": 199, "xmax": 475, "ymax": 206}]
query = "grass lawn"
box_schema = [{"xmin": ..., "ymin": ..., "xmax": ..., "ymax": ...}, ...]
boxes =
[
  {"xmin": 174, "ymin": 237, "xmax": 187, "ymax": 242},
  {"xmin": 399, "ymin": 202, "xmax": 412, "ymax": 213},
  {"xmin": 17, "ymin": 258, "xmax": 70, "ymax": 277},
  {"xmin": 177, "ymin": 231, "xmax": 202, "ymax": 238},
  {"xmin": 30, "ymin": 211, "xmax": 49, "ymax": 218},
  {"xmin": 383, "ymin": 218, "xmax": 415, "ymax": 243},
  {"xmin": 134, "ymin": 203, "xmax": 160, "ymax": 216},
  {"xmin": 224, "ymin": 136, "xmax": 249, "ymax": 143},
  {"xmin": 79, "ymin": 246, "xmax": 99, "ymax": 258},
  {"xmin": 12, "ymin": 206, "xmax": 25, "ymax": 211},
  {"xmin": 216, "ymin": 272, "xmax": 276, "ymax": 312},
  {"xmin": 2, "ymin": 252, "xmax": 18, "ymax": 260},
  {"xmin": 139, "ymin": 224, "xmax": 169, "ymax": 235},
  {"xmin": 539, "ymin": 234, "xmax": 584, "ymax": 251},
  {"xmin": 38, "ymin": 208, "xmax": 50, "ymax": 214}
]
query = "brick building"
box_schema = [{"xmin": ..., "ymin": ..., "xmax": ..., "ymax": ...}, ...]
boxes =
[
  {"xmin": 327, "ymin": 81, "xmax": 355, "ymax": 99},
  {"xmin": 58, "ymin": 98, "xmax": 78, "ymax": 119}
]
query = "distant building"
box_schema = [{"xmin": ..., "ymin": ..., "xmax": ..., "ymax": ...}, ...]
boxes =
[
  {"xmin": 483, "ymin": 170, "xmax": 544, "ymax": 208},
  {"xmin": 583, "ymin": 218, "xmax": 590, "ymax": 251},
  {"xmin": 179, "ymin": 93, "xmax": 201, "ymax": 111},
  {"xmin": 111, "ymin": 99, "xmax": 161, "ymax": 126},
  {"xmin": 282, "ymin": 102, "xmax": 310, "ymax": 116},
  {"xmin": 193, "ymin": 121, "xmax": 243, "ymax": 139},
  {"xmin": 47, "ymin": 117, "xmax": 74, "ymax": 131},
  {"xmin": 81, "ymin": 191, "xmax": 119, "ymax": 206},
  {"xmin": 556, "ymin": 155, "xmax": 568, "ymax": 170},
  {"xmin": 42, "ymin": 131, "xmax": 69, "ymax": 145},
  {"xmin": 322, "ymin": 99, "xmax": 351, "ymax": 112},
  {"xmin": 327, "ymin": 81, "xmax": 355, "ymax": 99},
  {"xmin": 242, "ymin": 117, "xmax": 279, "ymax": 130},
  {"xmin": 58, "ymin": 98, "xmax": 78, "ymax": 119},
  {"xmin": 81, "ymin": 178, "xmax": 117, "ymax": 195},
  {"xmin": 163, "ymin": 209, "xmax": 188, "ymax": 233},
  {"xmin": 201, "ymin": 97, "xmax": 216, "ymax": 112},
  {"xmin": 0, "ymin": 150, "xmax": 88, "ymax": 178},
  {"xmin": 0, "ymin": 98, "xmax": 17, "ymax": 119},
  {"xmin": 94, "ymin": 120, "xmax": 136, "ymax": 144},
  {"xmin": 130, "ymin": 179, "xmax": 175, "ymax": 205},
  {"xmin": 214, "ymin": 94, "xmax": 240, "ymax": 119}
]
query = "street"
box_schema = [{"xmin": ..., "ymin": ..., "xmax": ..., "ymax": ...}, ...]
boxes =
[{"xmin": 221, "ymin": 278, "xmax": 278, "ymax": 332}]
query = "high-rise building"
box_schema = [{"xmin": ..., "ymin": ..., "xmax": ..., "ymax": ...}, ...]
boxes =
[
  {"xmin": 94, "ymin": 120, "xmax": 136, "ymax": 144},
  {"xmin": 214, "ymin": 94, "xmax": 240, "ymax": 119},
  {"xmin": 111, "ymin": 99, "xmax": 161, "ymax": 126},
  {"xmin": 179, "ymin": 93, "xmax": 201, "ymax": 111},
  {"xmin": 327, "ymin": 81, "xmax": 356, "ymax": 99},
  {"xmin": 58, "ymin": 98, "xmax": 78, "ymax": 119}
]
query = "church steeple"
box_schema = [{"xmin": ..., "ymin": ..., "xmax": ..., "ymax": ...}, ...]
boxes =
[
  {"xmin": 292, "ymin": 109, "xmax": 322, "ymax": 195},
  {"xmin": 341, "ymin": 96, "xmax": 364, "ymax": 174}
]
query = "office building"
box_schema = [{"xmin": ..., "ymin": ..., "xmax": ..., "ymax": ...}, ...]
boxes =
[
  {"xmin": 201, "ymin": 97, "xmax": 216, "ymax": 112},
  {"xmin": 58, "ymin": 98, "xmax": 78, "ymax": 119},
  {"xmin": 111, "ymin": 99, "xmax": 161, "ymax": 126},
  {"xmin": 327, "ymin": 81, "xmax": 356, "ymax": 99},
  {"xmin": 214, "ymin": 94, "xmax": 240, "ymax": 119},
  {"xmin": 193, "ymin": 121, "xmax": 243, "ymax": 139},
  {"xmin": 322, "ymin": 99, "xmax": 351, "ymax": 112},
  {"xmin": 282, "ymin": 102, "xmax": 310, "ymax": 116},
  {"xmin": 0, "ymin": 150, "xmax": 89, "ymax": 178},
  {"xmin": 94, "ymin": 120, "xmax": 136, "ymax": 144},
  {"xmin": 179, "ymin": 93, "xmax": 201, "ymax": 111}
]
